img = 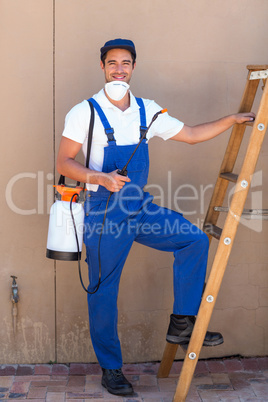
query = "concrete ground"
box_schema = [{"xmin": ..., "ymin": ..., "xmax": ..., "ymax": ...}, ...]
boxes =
[{"xmin": 0, "ymin": 357, "xmax": 267, "ymax": 401}]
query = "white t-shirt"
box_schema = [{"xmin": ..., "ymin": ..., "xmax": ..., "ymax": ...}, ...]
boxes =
[{"xmin": 62, "ymin": 89, "xmax": 184, "ymax": 191}]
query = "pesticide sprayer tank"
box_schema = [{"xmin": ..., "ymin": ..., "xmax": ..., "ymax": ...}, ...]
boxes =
[{"xmin": 46, "ymin": 196, "xmax": 84, "ymax": 261}]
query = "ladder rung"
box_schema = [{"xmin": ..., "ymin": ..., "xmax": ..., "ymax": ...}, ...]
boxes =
[
  {"xmin": 214, "ymin": 207, "xmax": 268, "ymax": 219},
  {"xmin": 244, "ymin": 121, "xmax": 254, "ymax": 127},
  {"xmin": 219, "ymin": 172, "xmax": 238, "ymax": 183},
  {"xmin": 203, "ymin": 224, "xmax": 222, "ymax": 240}
]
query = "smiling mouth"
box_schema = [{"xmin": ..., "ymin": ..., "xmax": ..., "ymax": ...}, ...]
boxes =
[{"xmin": 113, "ymin": 75, "xmax": 126, "ymax": 80}]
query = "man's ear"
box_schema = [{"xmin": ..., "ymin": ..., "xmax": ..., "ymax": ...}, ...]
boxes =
[{"xmin": 100, "ymin": 60, "xmax": 104, "ymax": 71}]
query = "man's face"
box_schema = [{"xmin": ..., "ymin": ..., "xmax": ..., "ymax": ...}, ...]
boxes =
[{"xmin": 100, "ymin": 48, "xmax": 135, "ymax": 84}]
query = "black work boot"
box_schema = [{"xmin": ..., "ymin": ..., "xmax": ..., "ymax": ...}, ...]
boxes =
[
  {"xmin": 166, "ymin": 314, "xmax": 224, "ymax": 346},
  {"xmin": 101, "ymin": 368, "xmax": 133, "ymax": 396}
]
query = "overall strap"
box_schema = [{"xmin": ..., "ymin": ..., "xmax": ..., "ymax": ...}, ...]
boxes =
[
  {"xmin": 88, "ymin": 98, "xmax": 115, "ymax": 142},
  {"xmin": 135, "ymin": 97, "xmax": 147, "ymax": 140},
  {"xmin": 88, "ymin": 96, "xmax": 147, "ymax": 142}
]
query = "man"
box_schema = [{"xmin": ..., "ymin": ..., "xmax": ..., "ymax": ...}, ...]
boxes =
[{"xmin": 57, "ymin": 38, "xmax": 255, "ymax": 396}]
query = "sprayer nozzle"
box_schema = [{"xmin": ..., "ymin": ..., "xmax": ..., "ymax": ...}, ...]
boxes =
[{"xmin": 161, "ymin": 109, "xmax": 168, "ymax": 114}]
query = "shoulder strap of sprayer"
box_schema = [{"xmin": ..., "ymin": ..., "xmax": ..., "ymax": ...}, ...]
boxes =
[
  {"xmin": 89, "ymin": 97, "xmax": 147, "ymax": 141},
  {"xmin": 86, "ymin": 100, "xmax": 95, "ymax": 169},
  {"xmin": 58, "ymin": 100, "xmax": 95, "ymax": 189},
  {"xmin": 82, "ymin": 100, "xmax": 95, "ymax": 190}
]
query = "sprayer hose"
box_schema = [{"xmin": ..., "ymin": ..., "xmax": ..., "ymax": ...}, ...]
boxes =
[{"xmin": 70, "ymin": 192, "xmax": 111, "ymax": 294}]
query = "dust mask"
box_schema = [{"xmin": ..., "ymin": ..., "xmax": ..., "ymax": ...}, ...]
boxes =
[{"xmin": 105, "ymin": 81, "xmax": 130, "ymax": 101}]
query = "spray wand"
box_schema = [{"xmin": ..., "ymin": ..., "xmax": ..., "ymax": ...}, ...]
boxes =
[{"xmin": 117, "ymin": 108, "xmax": 168, "ymax": 177}]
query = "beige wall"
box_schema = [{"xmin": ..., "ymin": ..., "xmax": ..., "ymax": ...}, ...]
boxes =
[{"xmin": 1, "ymin": 0, "xmax": 267, "ymax": 364}]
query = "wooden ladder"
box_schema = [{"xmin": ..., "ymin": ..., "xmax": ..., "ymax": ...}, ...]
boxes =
[{"xmin": 157, "ymin": 64, "xmax": 268, "ymax": 401}]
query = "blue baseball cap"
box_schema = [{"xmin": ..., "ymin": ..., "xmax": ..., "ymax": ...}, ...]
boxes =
[{"xmin": 100, "ymin": 38, "xmax": 136, "ymax": 59}]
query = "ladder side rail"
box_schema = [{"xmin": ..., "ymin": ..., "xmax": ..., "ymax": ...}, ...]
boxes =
[
  {"xmin": 173, "ymin": 79, "xmax": 268, "ymax": 402},
  {"xmin": 157, "ymin": 343, "xmax": 179, "ymax": 378},
  {"xmin": 203, "ymin": 74, "xmax": 259, "ymax": 237},
  {"xmin": 220, "ymin": 67, "xmax": 260, "ymax": 171}
]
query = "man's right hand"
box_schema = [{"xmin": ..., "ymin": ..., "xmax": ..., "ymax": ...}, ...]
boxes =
[
  {"xmin": 57, "ymin": 137, "xmax": 131, "ymax": 192},
  {"xmin": 100, "ymin": 170, "xmax": 131, "ymax": 192}
]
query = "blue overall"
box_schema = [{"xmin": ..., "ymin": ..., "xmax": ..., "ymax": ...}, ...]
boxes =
[{"xmin": 84, "ymin": 98, "xmax": 209, "ymax": 369}]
